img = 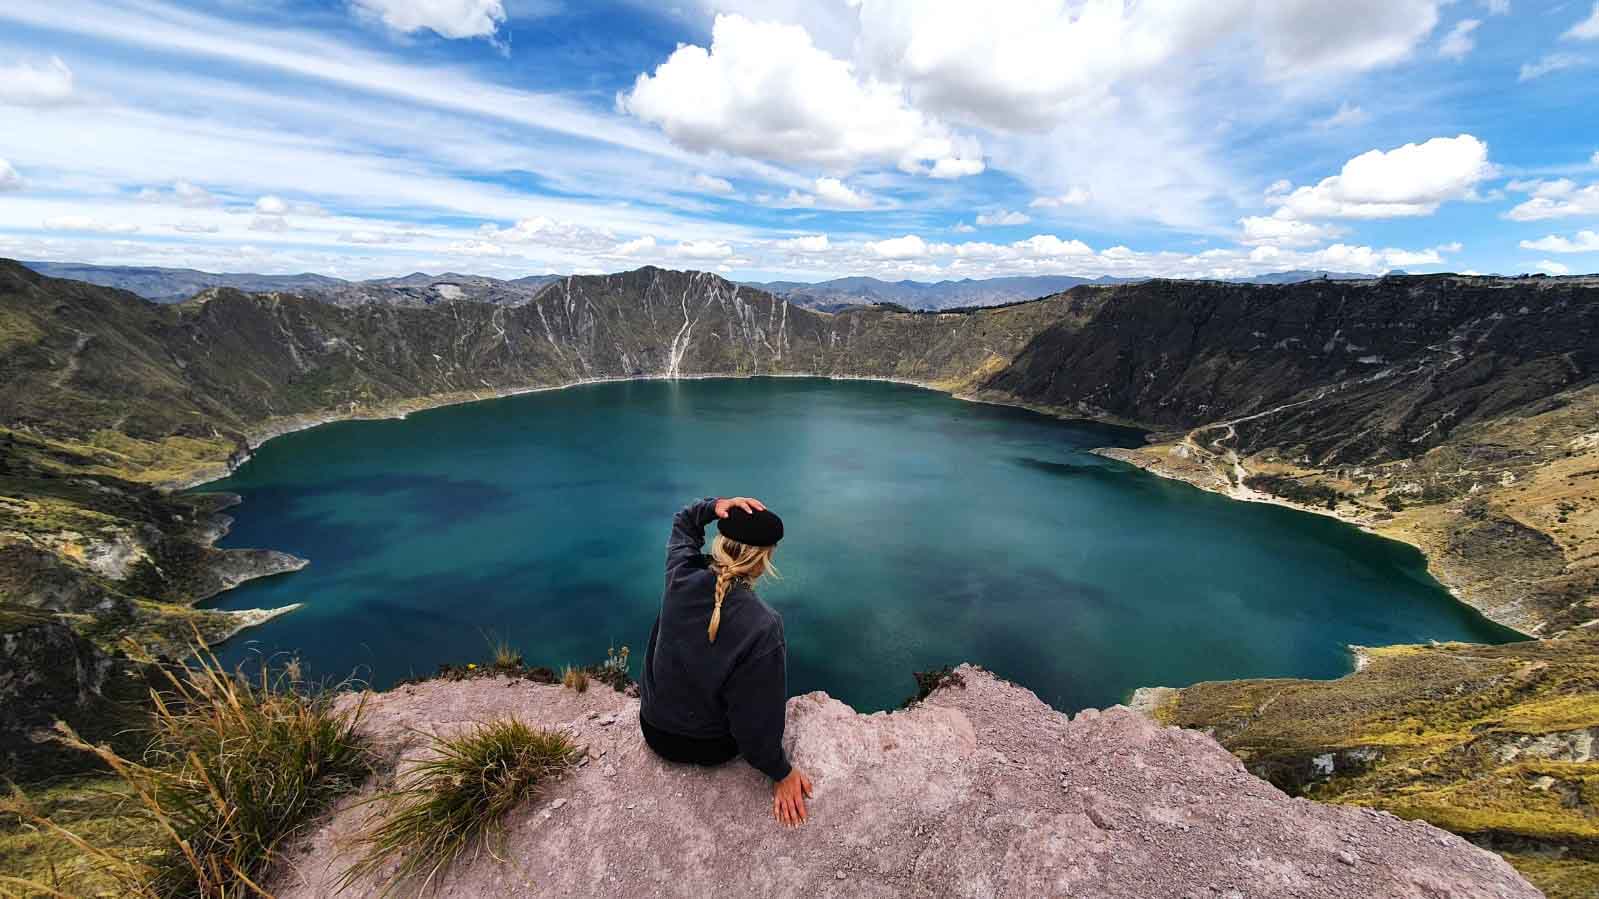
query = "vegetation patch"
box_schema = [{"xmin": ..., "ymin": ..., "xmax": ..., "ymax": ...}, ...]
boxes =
[
  {"xmin": 1146, "ymin": 632, "xmax": 1599, "ymax": 899},
  {"xmin": 339, "ymin": 719, "xmax": 579, "ymax": 895},
  {"xmin": 902, "ymin": 665, "xmax": 967, "ymax": 708},
  {"xmin": 0, "ymin": 641, "xmax": 373, "ymax": 898}
]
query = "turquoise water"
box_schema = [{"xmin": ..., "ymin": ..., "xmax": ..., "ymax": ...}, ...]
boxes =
[{"xmin": 200, "ymin": 378, "xmax": 1520, "ymax": 712}]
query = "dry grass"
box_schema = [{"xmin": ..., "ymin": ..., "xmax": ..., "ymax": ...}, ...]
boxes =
[
  {"xmin": 561, "ymin": 666, "xmax": 589, "ymax": 693},
  {"xmin": 0, "ymin": 638, "xmax": 372, "ymax": 898},
  {"xmin": 339, "ymin": 719, "xmax": 579, "ymax": 895}
]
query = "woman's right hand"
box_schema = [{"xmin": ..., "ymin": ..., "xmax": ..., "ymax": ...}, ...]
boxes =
[
  {"xmin": 715, "ymin": 497, "xmax": 767, "ymax": 519},
  {"xmin": 773, "ymin": 768, "xmax": 813, "ymax": 826}
]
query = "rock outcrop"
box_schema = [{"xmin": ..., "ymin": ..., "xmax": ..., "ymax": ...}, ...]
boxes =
[{"xmin": 273, "ymin": 666, "xmax": 1539, "ymax": 898}]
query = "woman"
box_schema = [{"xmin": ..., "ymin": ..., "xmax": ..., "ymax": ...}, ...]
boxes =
[{"xmin": 639, "ymin": 496, "xmax": 815, "ymax": 826}]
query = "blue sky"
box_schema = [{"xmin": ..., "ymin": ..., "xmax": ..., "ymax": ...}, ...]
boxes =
[{"xmin": 0, "ymin": 0, "xmax": 1597, "ymax": 282}]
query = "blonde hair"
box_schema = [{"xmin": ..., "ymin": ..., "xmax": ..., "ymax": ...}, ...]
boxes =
[{"xmin": 707, "ymin": 533, "xmax": 779, "ymax": 642}]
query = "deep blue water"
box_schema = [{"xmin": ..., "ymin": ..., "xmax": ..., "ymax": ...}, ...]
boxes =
[{"xmin": 199, "ymin": 378, "xmax": 1520, "ymax": 711}]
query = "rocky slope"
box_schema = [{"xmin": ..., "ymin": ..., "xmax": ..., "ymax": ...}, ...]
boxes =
[
  {"xmin": 2, "ymin": 259, "xmax": 1595, "ymax": 646},
  {"xmin": 273, "ymin": 666, "xmax": 1539, "ymax": 899},
  {"xmin": 1134, "ymin": 634, "xmax": 1599, "ymax": 898}
]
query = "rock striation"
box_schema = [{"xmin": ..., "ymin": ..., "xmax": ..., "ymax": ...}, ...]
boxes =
[{"xmin": 274, "ymin": 666, "xmax": 1540, "ymax": 898}]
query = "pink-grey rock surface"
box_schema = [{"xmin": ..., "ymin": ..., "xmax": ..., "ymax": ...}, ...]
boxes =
[{"xmin": 272, "ymin": 665, "xmax": 1541, "ymax": 898}]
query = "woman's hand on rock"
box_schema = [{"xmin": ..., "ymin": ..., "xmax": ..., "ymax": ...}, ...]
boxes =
[
  {"xmin": 715, "ymin": 497, "xmax": 767, "ymax": 519},
  {"xmin": 773, "ymin": 768, "xmax": 813, "ymax": 827}
]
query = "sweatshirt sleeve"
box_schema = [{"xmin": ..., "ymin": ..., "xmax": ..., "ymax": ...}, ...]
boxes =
[
  {"xmin": 666, "ymin": 497, "xmax": 719, "ymax": 577},
  {"xmin": 724, "ymin": 640, "xmax": 792, "ymax": 782}
]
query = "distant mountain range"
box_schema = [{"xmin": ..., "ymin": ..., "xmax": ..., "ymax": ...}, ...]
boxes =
[
  {"xmin": 23, "ymin": 261, "xmax": 1370, "ymax": 311},
  {"xmin": 744, "ymin": 271, "xmax": 1372, "ymax": 311},
  {"xmin": 20, "ymin": 261, "xmax": 561, "ymax": 307}
]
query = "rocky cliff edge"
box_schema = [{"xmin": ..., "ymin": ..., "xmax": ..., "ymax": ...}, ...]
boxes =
[{"xmin": 272, "ymin": 665, "xmax": 1540, "ymax": 898}]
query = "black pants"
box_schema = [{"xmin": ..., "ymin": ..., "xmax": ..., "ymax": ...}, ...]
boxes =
[{"xmin": 640, "ymin": 715, "xmax": 739, "ymax": 767}]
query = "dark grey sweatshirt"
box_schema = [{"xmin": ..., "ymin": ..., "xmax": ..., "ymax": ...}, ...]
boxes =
[{"xmin": 639, "ymin": 498, "xmax": 792, "ymax": 782}]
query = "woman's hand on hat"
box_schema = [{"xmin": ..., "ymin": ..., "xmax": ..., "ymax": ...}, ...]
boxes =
[{"xmin": 715, "ymin": 496, "xmax": 767, "ymax": 518}]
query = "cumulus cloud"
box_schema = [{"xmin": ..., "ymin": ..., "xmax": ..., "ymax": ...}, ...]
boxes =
[
  {"xmin": 341, "ymin": 230, "xmax": 409, "ymax": 244},
  {"xmin": 975, "ymin": 209, "xmax": 1031, "ymax": 227},
  {"xmin": 478, "ymin": 216, "xmax": 615, "ymax": 249},
  {"xmin": 692, "ymin": 173, "xmax": 734, "ymax": 194},
  {"xmin": 0, "ymin": 158, "xmax": 22, "ymax": 191},
  {"xmin": 250, "ymin": 215, "xmax": 289, "ymax": 233},
  {"xmin": 43, "ymin": 215, "xmax": 138, "ymax": 234},
  {"xmin": 868, "ymin": 234, "xmax": 929, "ymax": 258},
  {"xmin": 1029, "ymin": 188, "xmax": 1090, "ymax": 208},
  {"xmin": 255, "ymin": 195, "xmax": 289, "ymax": 215},
  {"xmin": 1481, "ymin": 0, "xmax": 1510, "ymax": 13},
  {"xmin": 351, "ymin": 0, "xmax": 506, "ymax": 39},
  {"xmin": 139, "ymin": 180, "xmax": 221, "ymax": 207},
  {"xmin": 1270, "ymin": 134, "xmax": 1493, "ymax": 220},
  {"xmin": 612, "ymin": 235, "xmax": 657, "ymax": 256},
  {"xmin": 671, "ymin": 239, "xmax": 733, "ymax": 259},
  {"xmin": 1439, "ymin": 19, "xmax": 1481, "ymax": 59},
  {"xmin": 1238, "ymin": 216, "xmax": 1346, "ymax": 247},
  {"xmin": 1505, "ymin": 179, "xmax": 1599, "ymax": 220},
  {"xmin": 444, "ymin": 239, "xmax": 506, "ymax": 256},
  {"xmin": 1564, "ymin": 2, "xmax": 1599, "ymax": 40},
  {"xmin": 1520, "ymin": 230, "xmax": 1599, "ymax": 253},
  {"xmin": 1535, "ymin": 259, "xmax": 1571, "ymax": 275},
  {"xmin": 173, "ymin": 222, "xmax": 221, "ymax": 234},
  {"xmin": 851, "ymin": 0, "xmax": 1443, "ymax": 131},
  {"xmin": 0, "ymin": 56, "xmax": 75, "ymax": 107},
  {"xmin": 620, "ymin": 14, "xmax": 983, "ymax": 177},
  {"xmin": 776, "ymin": 234, "xmax": 830, "ymax": 252}
]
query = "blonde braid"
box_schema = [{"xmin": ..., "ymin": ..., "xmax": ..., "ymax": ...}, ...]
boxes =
[{"xmin": 707, "ymin": 534, "xmax": 779, "ymax": 642}]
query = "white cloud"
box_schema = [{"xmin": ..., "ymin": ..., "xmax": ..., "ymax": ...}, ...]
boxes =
[
  {"xmin": 1505, "ymin": 179, "xmax": 1599, "ymax": 221},
  {"xmin": 1520, "ymin": 230, "xmax": 1599, "ymax": 253},
  {"xmin": 255, "ymin": 195, "xmax": 289, "ymax": 215},
  {"xmin": 852, "ymin": 0, "xmax": 1443, "ymax": 131},
  {"xmin": 672, "ymin": 239, "xmax": 733, "ymax": 259},
  {"xmin": 173, "ymin": 222, "xmax": 220, "ymax": 234},
  {"xmin": 692, "ymin": 173, "xmax": 734, "ymax": 194},
  {"xmin": 0, "ymin": 56, "xmax": 75, "ymax": 107},
  {"xmin": 0, "ymin": 158, "xmax": 22, "ymax": 191},
  {"xmin": 619, "ymin": 14, "xmax": 983, "ymax": 177},
  {"xmin": 1439, "ymin": 19, "xmax": 1481, "ymax": 59},
  {"xmin": 1314, "ymin": 102, "xmax": 1370, "ymax": 130},
  {"xmin": 1029, "ymin": 188, "xmax": 1090, "ymax": 208},
  {"xmin": 950, "ymin": 222, "xmax": 977, "ymax": 233},
  {"xmin": 341, "ymin": 230, "xmax": 406, "ymax": 244},
  {"xmin": 1272, "ymin": 134, "xmax": 1493, "ymax": 220},
  {"xmin": 975, "ymin": 209, "xmax": 1031, "ymax": 227},
  {"xmin": 776, "ymin": 234, "xmax": 829, "ymax": 252},
  {"xmin": 1012, "ymin": 234, "xmax": 1095, "ymax": 257},
  {"xmin": 351, "ymin": 0, "xmax": 506, "ymax": 39},
  {"xmin": 612, "ymin": 235, "xmax": 657, "ymax": 256},
  {"xmin": 1535, "ymin": 259, "xmax": 1571, "ymax": 275},
  {"xmin": 1238, "ymin": 216, "xmax": 1346, "ymax": 247},
  {"xmin": 478, "ymin": 216, "xmax": 615, "ymax": 249},
  {"xmin": 1564, "ymin": 2, "xmax": 1599, "ymax": 40},
  {"xmin": 1519, "ymin": 54, "xmax": 1584, "ymax": 80},
  {"xmin": 250, "ymin": 215, "xmax": 289, "ymax": 232},
  {"xmin": 140, "ymin": 181, "xmax": 221, "ymax": 208},
  {"xmin": 868, "ymin": 234, "xmax": 929, "ymax": 259},
  {"xmin": 43, "ymin": 215, "xmax": 138, "ymax": 233},
  {"xmin": 1481, "ymin": 0, "xmax": 1510, "ymax": 13},
  {"xmin": 1592, "ymin": 151, "xmax": 1599, "ymax": 167},
  {"xmin": 444, "ymin": 239, "xmax": 506, "ymax": 256},
  {"xmin": 811, "ymin": 177, "xmax": 875, "ymax": 209}
]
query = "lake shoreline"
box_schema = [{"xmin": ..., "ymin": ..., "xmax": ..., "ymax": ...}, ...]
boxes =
[{"xmin": 180, "ymin": 371, "xmax": 1533, "ymax": 654}]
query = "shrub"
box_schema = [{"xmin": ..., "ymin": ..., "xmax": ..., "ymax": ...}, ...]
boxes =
[
  {"xmin": 487, "ymin": 634, "xmax": 524, "ymax": 670},
  {"xmin": 562, "ymin": 665, "xmax": 589, "ymax": 693},
  {"xmin": 0, "ymin": 641, "xmax": 372, "ymax": 899},
  {"xmin": 340, "ymin": 719, "xmax": 579, "ymax": 895},
  {"xmin": 589, "ymin": 644, "xmax": 632, "ymax": 692}
]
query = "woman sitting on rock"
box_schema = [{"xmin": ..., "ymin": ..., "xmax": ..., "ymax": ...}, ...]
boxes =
[{"xmin": 639, "ymin": 496, "xmax": 814, "ymax": 826}]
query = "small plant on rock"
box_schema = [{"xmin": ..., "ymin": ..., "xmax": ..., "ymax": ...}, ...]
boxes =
[
  {"xmin": 341, "ymin": 718, "xmax": 579, "ymax": 895},
  {"xmin": 562, "ymin": 665, "xmax": 589, "ymax": 693}
]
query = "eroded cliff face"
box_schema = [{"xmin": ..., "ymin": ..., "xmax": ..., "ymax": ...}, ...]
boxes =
[{"xmin": 272, "ymin": 666, "xmax": 1541, "ymax": 899}]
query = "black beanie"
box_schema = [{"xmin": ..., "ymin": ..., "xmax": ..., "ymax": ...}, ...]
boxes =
[{"xmin": 717, "ymin": 507, "xmax": 784, "ymax": 547}]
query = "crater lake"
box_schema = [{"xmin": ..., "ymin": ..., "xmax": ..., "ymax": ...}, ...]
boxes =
[{"xmin": 199, "ymin": 377, "xmax": 1521, "ymax": 711}]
